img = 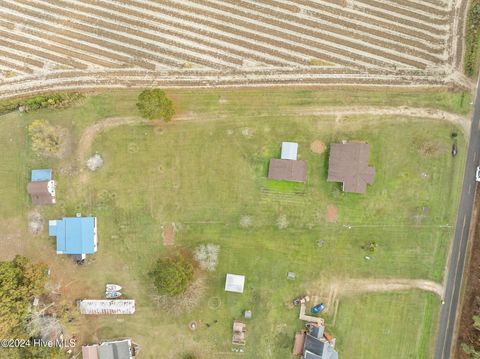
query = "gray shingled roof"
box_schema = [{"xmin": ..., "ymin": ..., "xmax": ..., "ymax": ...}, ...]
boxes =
[
  {"xmin": 98, "ymin": 341, "xmax": 131, "ymax": 359},
  {"xmin": 304, "ymin": 334, "xmax": 339, "ymax": 359}
]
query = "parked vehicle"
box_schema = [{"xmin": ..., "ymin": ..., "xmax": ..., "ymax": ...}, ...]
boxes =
[
  {"xmin": 311, "ymin": 303, "xmax": 325, "ymax": 314},
  {"xmin": 476, "ymin": 166, "xmax": 480, "ymax": 182},
  {"xmin": 452, "ymin": 143, "xmax": 457, "ymax": 157}
]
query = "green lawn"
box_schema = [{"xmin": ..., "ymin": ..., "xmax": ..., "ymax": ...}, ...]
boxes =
[
  {"xmin": 0, "ymin": 88, "xmax": 469, "ymax": 359},
  {"xmin": 330, "ymin": 291, "xmax": 439, "ymax": 359}
]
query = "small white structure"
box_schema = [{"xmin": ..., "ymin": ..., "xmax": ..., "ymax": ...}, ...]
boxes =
[
  {"xmin": 225, "ymin": 274, "xmax": 245, "ymax": 293},
  {"xmin": 78, "ymin": 300, "xmax": 135, "ymax": 315},
  {"xmin": 281, "ymin": 142, "xmax": 298, "ymax": 160}
]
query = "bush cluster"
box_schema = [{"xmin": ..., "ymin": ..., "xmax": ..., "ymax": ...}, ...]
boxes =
[
  {"xmin": 150, "ymin": 253, "xmax": 194, "ymax": 296},
  {"xmin": 0, "ymin": 93, "xmax": 83, "ymax": 116}
]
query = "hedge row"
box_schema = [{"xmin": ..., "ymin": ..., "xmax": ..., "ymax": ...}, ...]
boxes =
[
  {"xmin": 0, "ymin": 93, "xmax": 84, "ymax": 116},
  {"xmin": 464, "ymin": 1, "xmax": 480, "ymax": 77}
]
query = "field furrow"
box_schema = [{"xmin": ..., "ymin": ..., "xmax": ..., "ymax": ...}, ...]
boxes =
[
  {"xmin": 354, "ymin": 0, "xmax": 449, "ymax": 24},
  {"xmin": 305, "ymin": 0, "xmax": 447, "ymax": 38},
  {"xmin": 8, "ymin": 0, "xmax": 236, "ymax": 70},
  {"xmin": 170, "ymin": 0, "xmax": 431, "ymax": 68},
  {"xmin": 0, "ymin": 0, "xmax": 464, "ymax": 94},
  {"xmin": 65, "ymin": 0, "xmax": 291, "ymax": 68},
  {"xmin": 0, "ymin": 58, "xmax": 33, "ymax": 75},
  {"xmin": 42, "ymin": 0, "xmax": 246, "ymax": 68},
  {"xmin": 0, "ymin": 34, "xmax": 85, "ymax": 69},
  {"xmin": 261, "ymin": 0, "xmax": 445, "ymax": 52},
  {"xmin": 146, "ymin": 0, "xmax": 417, "ymax": 69},
  {"xmin": 350, "ymin": 1, "xmax": 450, "ymax": 33},
  {"xmin": 0, "ymin": 48, "xmax": 45, "ymax": 68},
  {"xmin": 385, "ymin": 0, "xmax": 449, "ymax": 14},
  {"xmin": 128, "ymin": 0, "xmax": 382, "ymax": 68},
  {"xmin": 216, "ymin": 0, "xmax": 446, "ymax": 64}
]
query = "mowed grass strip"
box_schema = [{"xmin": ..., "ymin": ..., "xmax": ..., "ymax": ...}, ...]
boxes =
[{"xmin": 331, "ymin": 291, "xmax": 439, "ymax": 359}]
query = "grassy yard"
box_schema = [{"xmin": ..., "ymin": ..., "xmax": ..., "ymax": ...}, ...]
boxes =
[{"xmin": 0, "ymin": 88, "xmax": 469, "ymax": 359}]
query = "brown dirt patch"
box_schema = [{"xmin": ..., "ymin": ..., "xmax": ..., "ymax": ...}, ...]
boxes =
[
  {"xmin": 163, "ymin": 223, "xmax": 176, "ymax": 246},
  {"xmin": 310, "ymin": 140, "xmax": 326, "ymax": 154},
  {"xmin": 325, "ymin": 204, "xmax": 338, "ymax": 223}
]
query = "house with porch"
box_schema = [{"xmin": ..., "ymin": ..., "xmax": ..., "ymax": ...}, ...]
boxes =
[{"xmin": 49, "ymin": 216, "xmax": 97, "ymax": 260}]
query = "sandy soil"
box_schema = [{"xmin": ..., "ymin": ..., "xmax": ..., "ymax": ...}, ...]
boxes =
[
  {"xmin": 163, "ymin": 223, "xmax": 176, "ymax": 246},
  {"xmin": 325, "ymin": 204, "xmax": 338, "ymax": 223},
  {"xmin": 310, "ymin": 140, "xmax": 326, "ymax": 154}
]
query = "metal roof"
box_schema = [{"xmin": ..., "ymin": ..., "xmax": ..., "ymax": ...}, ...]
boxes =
[
  {"xmin": 281, "ymin": 142, "xmax": 298, "ymax": 160},
  {"xmin": 31, "ymin": 169, "xmax": 52, "ymax": 182},
  {"xmin": 49, "ymin": 217, "xmax": 97, "ymax": 255},
  {"xmin": 78, "ymin": 300, "xmax": 135, "ymax": 315},
  {"xmin": 225, "ymin": 274, "xmax": 245, "ymax": 293},
  {"xmin": 98, "ymin": 340, "xmax": 131, "ymax": 359}
]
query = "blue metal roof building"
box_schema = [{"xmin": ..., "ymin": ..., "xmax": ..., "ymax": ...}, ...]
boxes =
[
  {"xmin": 31, "ymin": 169, "xmax": 52, "ymax": 182},
  {"xmin": 49, "ymin": 217, "xmax": 97, "ymax": 255}
]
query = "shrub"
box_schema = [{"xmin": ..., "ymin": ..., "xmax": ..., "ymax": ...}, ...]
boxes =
[
  {"xmin": 28, "ymin": 119, "xmax": 62, "ymax": 156},
  {"xmin": 150, "ymin": 253, "xmax": 194, "ymax": 296},
  {"xmin": 0, "ymin": 93, "xmax": 83, "ymax": 116},
  {"xmin": 136, "ymin": 89, "xmax": 175, "ymax": 121},
  {"xmin": 462, "ymin": 343, "xmax": 480, "ymax": 358}
]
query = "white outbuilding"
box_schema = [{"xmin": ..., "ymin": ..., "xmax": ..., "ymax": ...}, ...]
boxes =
[
  {"xmin": 281, "ymin": 142, "xmax": 298, "ymax": 161},
  {"xmin": 225, "ymin": 274, "xmax": 245, "ymax": 293}
]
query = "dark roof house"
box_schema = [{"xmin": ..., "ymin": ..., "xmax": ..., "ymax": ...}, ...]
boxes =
[
  {"xmin": 293, "ymin": 323, "xmax": 339, "ymax": 359},
  {"xmin": 303, "ymin": 334, "xmax": 338, "ymax": 359},
  {"xmin": 27, "ymin": 169, "xmax": 56, "ymax": 205},
  {"xmin": 327, "ymin": 143, "xmax": 375, "ymax": 193}
]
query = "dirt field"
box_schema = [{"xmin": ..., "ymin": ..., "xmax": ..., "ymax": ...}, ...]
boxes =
[{"xmin": 0, "ymin": 0, "xmax": 473, "ymax": 99}]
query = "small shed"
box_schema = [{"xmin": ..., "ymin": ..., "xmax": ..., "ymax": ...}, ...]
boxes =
[
  {"xmin": 293, "ymin": 331, "xmax": 306, "ymax": 356},
  {"xmin": 31, "ymin": 169, "xmax": 52, "ymax": 181},
  {"xmin": 244, "ymin": 310, "xmax": 252, "ymax": 319},
  {"xmin": 225, "ymin": 274, "xmax": 245, "ymax": 293},
  {"xmin": 281, "ymin": 142, "xmax": 298, "ymax": 160},
  {"xmin": 28, "ymin": 169, "xmax": 56, "ymax": 205}
]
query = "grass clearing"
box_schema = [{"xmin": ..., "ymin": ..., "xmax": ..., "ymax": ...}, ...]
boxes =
[
  {"xmin": 330, "ymin": 291, "xmax": 439, "ymax": 359},
  {"xmin": 0, "ymin": 88, "xmax": 469, "ymax": 358}
]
